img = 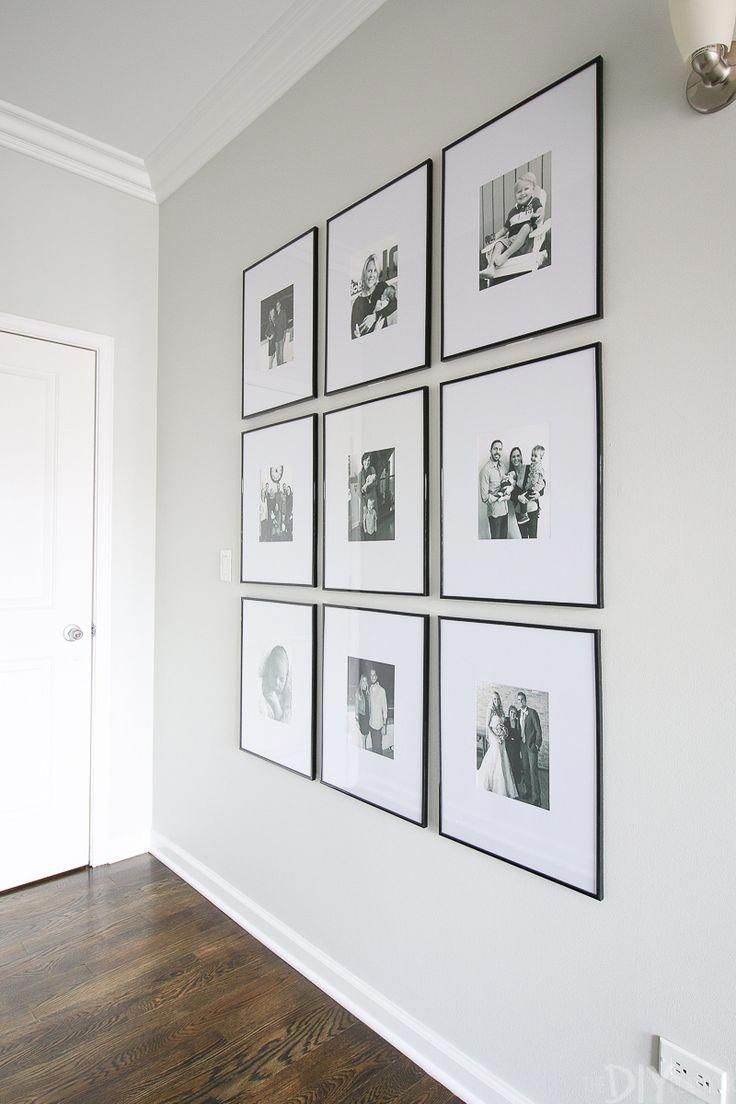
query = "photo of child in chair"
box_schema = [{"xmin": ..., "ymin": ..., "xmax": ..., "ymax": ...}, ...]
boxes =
[{"xmin": 479, "ymin": 153, "xmax": 552, "ymax": 290}]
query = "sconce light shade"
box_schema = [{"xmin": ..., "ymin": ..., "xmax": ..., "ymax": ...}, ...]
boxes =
[{"xmin": 669, "ymin": 0, "xmax": 736, "ymax": 61}]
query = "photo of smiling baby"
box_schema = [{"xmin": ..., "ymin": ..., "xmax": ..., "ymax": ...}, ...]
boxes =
[
  {"xmin": 259, "ymin": 644, "xmax": 292, "ymax": 725},
  {"xmin": 479, "ymin": 153, "xmax": 552, "ymax": 290}
]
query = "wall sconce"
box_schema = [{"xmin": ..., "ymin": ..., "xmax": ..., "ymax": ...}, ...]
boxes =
[{"xmin": 669, "ymin": 0, "xmax": 736, "ymax": 112}]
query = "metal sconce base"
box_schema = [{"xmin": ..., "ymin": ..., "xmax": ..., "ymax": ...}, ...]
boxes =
[{"xmin": 686, "ymin": 42, "xmax": 736, "ymax": 113}]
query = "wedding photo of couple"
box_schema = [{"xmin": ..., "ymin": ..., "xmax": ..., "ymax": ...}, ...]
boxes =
[
  {"xmin": 475, "ymin": 683, "xmax": 549, "ymax": 810},
  {"xmin": 478, "ymin": 432, "xmax": 548, "ymax": 540}
]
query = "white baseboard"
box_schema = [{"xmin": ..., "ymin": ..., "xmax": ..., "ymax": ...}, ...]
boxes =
[{"xmin": 150, "ymin": 831, "xmax": 536, "ymax": 1104}]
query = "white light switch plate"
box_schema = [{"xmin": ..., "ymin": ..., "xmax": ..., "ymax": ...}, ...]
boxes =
[
  {"xmin": 219, "ymin": 549, "xmax": 232, "ymax": 583},
  {"xmin": 659, "ymin": 1038, "xmax": 728, "ymax": 1102}
]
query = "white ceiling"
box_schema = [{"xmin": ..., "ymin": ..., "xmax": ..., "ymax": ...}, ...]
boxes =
[
  {"xmin": 0, "ymin": 0, "xmax": 387, "ymax": 200},
  {"xmin": 0, "ymin": 0, "xmax": 296, "ymax": 157}
]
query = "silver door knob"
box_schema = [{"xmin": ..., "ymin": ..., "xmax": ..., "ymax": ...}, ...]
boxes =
[{"xmin": 63, "ymin": 625, "xmax": 84, "ymax": 642}]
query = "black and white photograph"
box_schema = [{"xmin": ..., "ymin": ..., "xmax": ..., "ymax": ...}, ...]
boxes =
[
  {"xmin": 441, "ymin": 345, "xmax": 601, "ymax": 606},
  {"xmin": 242, "ymin": 227, "xmax": 317, "ymax": 417},
  {"xmin": 439, "ymin": 616, "xmax": 601, "ymax": 898},
  {"xmin": 240, "ymin": 598, "xmax": 316, "ymax": 778},
  {"xmin": 259, "ymin": 284, "xmax": 294, "ymax": 369},
  {"xmin": 242, "ymin": 413, "xmax": 316, "ymax": 586},
  {"xmin": 348, "ymin": 449, "xmax": 395, "ymax": 542},
  {"xmin": 321, "ymin": 605, "xmax": 428, "ymax": 825},
  {"xmin": 476, "ymin": 682, "xmax": 549, "ymax": 810},
  {"xmin": 324, "ymin": 387, "xmax": 427, "ymax": 595},
  {"xmin": 477, "ymin": 427, "xmax": 549, "ymax": 541},
  {"xmin": 442, "ymin": 58, "xmax": 600, "ymax": 360},
  {"xmin": 347, "ymin": 657, "xmax": 395, "ymax": 758},
  {"xmin": 350, "ymin": 241, "xmax": 398, "ymax": 340},
  {"xmin": 326, "ymin": 160, "xmax": 431, "ymax": 394},
  {"xmin": 479, "ymin": 154, "xmax": 551, "ymax": 289},
  {"xmin": 259, "ymin": 644, "xmax": 292, "ymax": 723},
  {"xmin": 259, "ymin": 464, "xmax": 294, "ymax": 543}
]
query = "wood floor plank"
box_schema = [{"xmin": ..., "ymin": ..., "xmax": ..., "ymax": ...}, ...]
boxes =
[
  {"xmin": 394, "ymin": 1076, "xmax": 461, "ymax": 1103},
  {"xmin": 159, "ymin": 991, "xmax": 358, "ymax": 1104},
  {"xmin": 0, "ymin": 945, "xmax": 284, "ymax": 1090},
  {"xmin": 196, "ymin": 1021, "xmax": 391, "ymax": 1104},
  {"xmin": 0, "ymin": 855, "xmax": 455, "ymax": 1104}
]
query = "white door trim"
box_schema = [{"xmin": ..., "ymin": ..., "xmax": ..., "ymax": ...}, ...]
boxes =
[{"xmin": 0, "ymin": 311, "xmax": 114, "ymax": 867}]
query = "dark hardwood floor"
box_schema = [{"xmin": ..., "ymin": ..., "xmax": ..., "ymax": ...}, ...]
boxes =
[{"xmin": 0, "ymin": 855, "xmax": 459, "ymax": 1104}]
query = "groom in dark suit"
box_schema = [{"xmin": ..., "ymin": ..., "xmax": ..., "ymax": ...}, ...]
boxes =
[{"xmin": 517, "ymin": 691, "xmax": 543, "ymax": 807}]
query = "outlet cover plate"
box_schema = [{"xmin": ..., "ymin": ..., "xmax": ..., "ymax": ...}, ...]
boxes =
[{"xmin": 659, "ymin": 1038, "xmax": 728, "ymax": 1103}]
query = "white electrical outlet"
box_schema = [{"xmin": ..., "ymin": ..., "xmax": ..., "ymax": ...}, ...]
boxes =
[{"xmin": 659, "ymin": 1038, "xmax": 728, "ymax": 1102}]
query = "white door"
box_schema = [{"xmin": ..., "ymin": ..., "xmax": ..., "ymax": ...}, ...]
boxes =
[{"xmin": 0, "ymin": 331, "xmax": 96, "ymax": 892}]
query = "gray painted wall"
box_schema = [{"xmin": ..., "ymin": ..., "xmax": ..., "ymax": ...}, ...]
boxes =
[{"xmin": 154, "ymin": 2, "xmax": 736, "ymax": 1100}]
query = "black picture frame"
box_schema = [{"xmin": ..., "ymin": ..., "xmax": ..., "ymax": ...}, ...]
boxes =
[
  {"xmin": 320, "ymin": 603, "xmax": 429, "ymax": 827},
  {"xmin": 325, "ymin": 159, "xmax": 432, "ymax": 397},
  {"xmin": 439, "ymin": 342, "xmax": 603, "ymax": 608},
  {"xmin": 322, "ymin": 385, "xmax": 429, "ymax": 597},
  {"xmin": 242, "ymin": 226, "xmax": 318, "ymax": 420},
  {"xmin": 240, "ymin": 597, "xmax": 317, "ymax": 780},
  {"xmin": 240, "ymin": 411, "xmax": 318, "ymax": 587},
  {"xmin": 441, "ymin": 57, "xmax": 603, "ymax": 362},
  {"xmin": 438, "ymin": 614, "xmax": 603, "ymax": 900}
]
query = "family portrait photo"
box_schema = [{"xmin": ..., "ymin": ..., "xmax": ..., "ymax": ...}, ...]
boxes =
[
  {"xmin": 476, "ymin": 682, "xmax": 549, "ymax": 810},
  {"xmin": 259, "ymin": 644, "xmax": 292, "ymax": 725},
  {"xmin": 347, "ymin": 448, "xmax": 395, "ymax": 542},
  {"xmin": 259, "ymin": 284, "xmax": 294, "ymax": 369},
  {"xmin": 259, "ymin": 464, "xmax": 294, "ymax": 543},
  {"xmin": 350, "ymin": 240, "xmax": 398, "ymax": 341},
  {"xmin": 479, "ymin": 153, "xmax": 552, "ymax": 290},
  {"xmin": 346, "ymin": 656, "xmax": 395, "ymax": 759},
  {"xmin": 478, "ymin": 427, "xmax": 549, "ymax": 541}
]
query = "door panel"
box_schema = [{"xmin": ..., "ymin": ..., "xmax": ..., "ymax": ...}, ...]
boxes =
[{"xmin": 0, "ymin": 332, "xmax": 95, "ymax": 892}]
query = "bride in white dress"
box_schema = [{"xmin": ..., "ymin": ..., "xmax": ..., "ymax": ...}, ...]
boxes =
[{"xmin": 477, "ymin": 704, "xmax": 518, "ymax": 798}]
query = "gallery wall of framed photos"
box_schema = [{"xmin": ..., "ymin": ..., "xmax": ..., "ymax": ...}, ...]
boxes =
[{"xmin": 238, "ymin": 56, "xmax": 604, "ymax": 900}]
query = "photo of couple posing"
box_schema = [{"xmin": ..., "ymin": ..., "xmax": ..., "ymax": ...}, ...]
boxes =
[
  {"xmin": 478, "ymin": 434, "xmax": 548, "ymax": 540},
  {"xmin": 259, "ymin": 284, "xmax": 294, "ymax": 369},
  {"xmin": 476, "ymin": 684, "xmax": 550, "ymax": 810},
  {"xmin": 347, "ymin": 656, "xmax": 395, "ymax": 759}
]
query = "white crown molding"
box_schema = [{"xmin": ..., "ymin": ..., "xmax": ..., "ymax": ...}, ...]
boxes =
[
  {"xmin": 0, "ymin": 98, "xmax": 156, "ymax": 203},
  {"xmin": 0, "ymin": 0, "xmax": 385, "ymax": 205},
  {"xmin": 151, "ymin": 832, "xmax": 538, "ymax": 1104},
  {"xmin": 147, "ymin": 0, "xmax": 389, "ymax": 202}
]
